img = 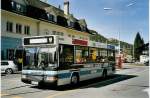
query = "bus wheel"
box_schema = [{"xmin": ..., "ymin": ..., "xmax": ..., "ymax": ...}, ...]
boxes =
[
  {"xmin": 5, "ymin": 68, "xmax": 13, "ymax": 74},
  {"xmin": 102, "ymin": 70, "xmax": 107, "ymax": 79},
  {"xmin": 71, "ymin": 74, "xmax": 79, "ymax": 86},
  {"xmin": 38, "ymin": 82, "xmax": 44, "ymax": 88}
]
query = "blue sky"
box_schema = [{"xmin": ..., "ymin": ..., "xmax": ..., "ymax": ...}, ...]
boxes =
[{"xmin": 47, "ymin": 0, "xmax": 149, "ymax": 44}]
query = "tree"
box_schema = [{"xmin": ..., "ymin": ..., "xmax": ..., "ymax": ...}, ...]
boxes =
[
  {"xmin": 134, "ymin": 32, "xmax": 144, "ymax": 60},
  {"xmin": 141, "ymin": 38, "xmax": 145, "ymax": 45}
]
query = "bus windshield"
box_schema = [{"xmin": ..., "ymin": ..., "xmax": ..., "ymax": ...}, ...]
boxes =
[{"xmin": 24, "ymin": 47, "xmax": 57, "ymax": 70}]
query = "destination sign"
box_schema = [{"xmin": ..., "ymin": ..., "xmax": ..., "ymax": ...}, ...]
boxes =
[{"xmin": 24, "ymin": 36, "xmax": 54, "ymax": 45}]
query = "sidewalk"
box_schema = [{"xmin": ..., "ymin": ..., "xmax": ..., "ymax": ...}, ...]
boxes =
[
  {"xmin": 123, "ymin": 63, "xmax": 145, "ymax": 66},
  {"xmin": 15, "ymin": 71, "xmax": 22, "ymax": 74},
  {"xmin": 115, "ymin": 62, "xmax": 146, "ymax": 72}
]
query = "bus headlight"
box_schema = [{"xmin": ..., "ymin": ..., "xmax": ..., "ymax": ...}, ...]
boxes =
[{"xmin": 46, "ymin": 76, "xmax": 57, "ymax": 81}]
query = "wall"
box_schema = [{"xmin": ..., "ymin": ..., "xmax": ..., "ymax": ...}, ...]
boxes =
[{"xmin": 1, "ymin": 10, "xmax": 39, "ymax": 59}]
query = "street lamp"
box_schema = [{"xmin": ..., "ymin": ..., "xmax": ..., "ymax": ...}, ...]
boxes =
[
  {"xmin": 104, "ymin": 2, "xmax": 135, "ymax": 56},
  {"xmin": 126, "ymin": 2, "xmax": 136, "ymax": 61},
  {"xmin": 103, "ymin": 8, "xmax": 112, "ymax": 10},
  {"xmin": 104, "ymin": 8, "xmax": 121, "ymax": 56}
]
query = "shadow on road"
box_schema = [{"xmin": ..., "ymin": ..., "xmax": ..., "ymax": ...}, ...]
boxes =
[
  {"xmin": 2, "ymin": 74, "xmax": 137, "ymax": 97},
  {"xmin": 31, "ymin": 74, "xmax": 137, "ymax": 91},
  {"xmin": 1, "ymin": 72, "xmax": 21, "ymax": 76},
  {"xmin": 2, "ymin": 90, "xmax": 45, "ymax": 97},
  {"xmin": 122, "ymin": 68, "xmax": 132, "ymax": 70},
  {"xmin": 1, "ymin": 73, "xmax": 6, "ymax": 76},
  {"xmin": 5, "ymin": 85, "xmax": 31, "ymax": 90}
]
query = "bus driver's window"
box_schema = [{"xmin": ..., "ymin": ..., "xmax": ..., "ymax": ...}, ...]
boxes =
[{"xmin": 39, "ymin": 53, "xmax": 48, "ymax": 68}]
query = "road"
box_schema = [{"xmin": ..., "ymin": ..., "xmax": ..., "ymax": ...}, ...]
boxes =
[{"xmin": 1, "ymin": 64, "xmax": 149, "ymax": 98}]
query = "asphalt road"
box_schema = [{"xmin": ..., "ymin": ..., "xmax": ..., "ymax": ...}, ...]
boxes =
[{"xmin": 1, "ymin": 64, "xmax": 149, "ymax": 98}]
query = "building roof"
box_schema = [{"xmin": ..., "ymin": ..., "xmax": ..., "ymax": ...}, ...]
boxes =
[
  {"xmin": 78, "ymin": 19, "xmax": 87, "ymax": 27},
  {"xmin": 25, "ymin": 0, "xmax": 65, "ymax": 16},
  {"xmin": 25, "ymin": 0, "xmax": 85, "ymax": 26}
]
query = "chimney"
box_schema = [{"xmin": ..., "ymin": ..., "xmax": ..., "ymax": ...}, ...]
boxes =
[
  {"xmin": 58, "ymin": 5, "xmax": 61, "ymax": 9},
  {"xmin": 64, "ymin": 0, "xmax": 69, "ymax": 15}
]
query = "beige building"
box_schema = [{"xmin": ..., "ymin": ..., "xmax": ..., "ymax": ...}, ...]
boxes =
[
  {"xmin": 1, "ymin": 0, "xmax": 91, "ymax": 60},
  {"xmin": 1, "ymin": 0, "xmax": 116, "ymax": 71}
]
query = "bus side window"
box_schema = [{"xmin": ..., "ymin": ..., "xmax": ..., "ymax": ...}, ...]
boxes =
[{"xmin": 49, "ymin": 53, "xmax": 53, "ymax": 63}]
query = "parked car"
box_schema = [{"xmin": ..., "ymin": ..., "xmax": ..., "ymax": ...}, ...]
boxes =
[{"xmin": 0, "ymin": 60, "xmax": 18, "ymax": 74}]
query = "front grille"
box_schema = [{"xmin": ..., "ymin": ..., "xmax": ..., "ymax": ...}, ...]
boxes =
[{"xmin": 27, "ymin": 75, "xmax": 44, "ymax": 82}]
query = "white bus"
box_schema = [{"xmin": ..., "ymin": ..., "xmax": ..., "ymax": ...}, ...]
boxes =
[{"xmin": 21, "ymin": 35, "xmax": 116, "ymax": 86}]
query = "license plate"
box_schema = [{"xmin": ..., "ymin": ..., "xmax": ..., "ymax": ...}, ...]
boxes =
[{"xmin": 31, "ymin": 81, "xmax": 38, "ymax": 85}]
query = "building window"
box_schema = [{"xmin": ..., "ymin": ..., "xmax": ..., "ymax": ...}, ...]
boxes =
[
  {"xmin": 72, "ymin": 35, "xmax": 75, "ymax": 38},
  {"xmin": 24, "ymin": 26, "xmax": 30, "ymax": 35},
  {"xmin": 1, "ymin": 50, "xmax": 4, "ymax": 60},
  {"xmin": 11, "ymin": 1, "xmax": 26, "ymax": 13},
  {"xmin": 57, "ymin": 32, "xmax": 60, "ymax": 35},
  {"xmin": 16, "ymin": 3, "xmax": 21, "ymax": 10},
  {"xmin": 60, "ymin": 32, "xmax": 64, "ymax": 36},
  {"xmin": 6, "ymin": 21, "xmax": 13, "ymax": 32},
  {"xmin": 68, "ymin": 34, "xmax": 71, "ymax": 37},
  {"xmin": 82, "ymin": 26, "xmax": 86, "ymax": 31},
  {"xmin": 52, "ymin": 31, "xmax": 56, "ymax": 35},
  {"xmin": 69, "ymin": 21, "xmax": 74, "ymax": 27},
  {"xmin": 11, "ymin": 1, "xmax": 16, "ymax": 9},
  {"xmin": 7, "ymin": 49, "xmax": 14, "ymax": 60},
  {"xmin": 16, "ymin": 24, "xmax": 22, "ymax": 34},
  {"xmin": 47, "ymin": 13, "xmax": 54, "ymax": 22}
]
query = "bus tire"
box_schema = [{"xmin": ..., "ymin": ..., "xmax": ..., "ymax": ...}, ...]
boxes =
[
  {"xmin": 102, "ymin": 69, "xmax": 107, "ymax": 79},
  {"xmin": 38, "ymin": 82, "xmax": 44, "ymax": 88},
  {"xmin": 71, "ymin": 73, "xmax": 79, "ymax": 86},
  {"xmin": 5, "ymin": 68, "xmax": 13, "ymax": 74}
]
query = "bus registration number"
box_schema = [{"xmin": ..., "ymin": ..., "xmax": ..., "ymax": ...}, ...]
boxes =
[{"xmin": 31, "ymin": 81, "xmax": 38, "ymax": 85}]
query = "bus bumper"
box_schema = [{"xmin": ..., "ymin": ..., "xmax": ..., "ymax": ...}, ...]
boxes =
[{"xmin": 21, "ymin": 78, "xmax": 58, "ymax": 86}]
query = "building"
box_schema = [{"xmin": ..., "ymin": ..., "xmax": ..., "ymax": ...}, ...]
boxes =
[
  {"xmin": 108, "ymin": 38, "xmax": 133, "ymax": 54},
  {"xmin": 1, "ymin": 0, "xmax": 117, "ymax": 71},
  {"xmin": 1, "ymin": 0, "xmax": 91, "ymax": 61},
  {"xmin": 139, "ymin": 43, "xmax": 149, "ymax": 63}
]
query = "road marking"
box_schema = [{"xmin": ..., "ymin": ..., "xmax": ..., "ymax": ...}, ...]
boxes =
[
  {"xmin": 143, "ymin": 88, "xmax": 149, "ymax": 96},
  {"xmin": 46, "ymin": 68, "xmax": 149, "ymax": 98},
  {"xmin": 127, "ymin": 69, "xmax": 148, "ymax": 75},
  {"xmin": 0, "ymin": 93, "xmax": 9, "ymax": 96},
  {"xmin": 45, "ymin": 76, "xmax": 126, "ymax": 98},
  {"xmin": 0, "ymin": 93, "xmax": 23, "ymax": 98},
  {"xmin": 11, "ymin": 96, "xmax": 23, "ymax": 98},
  {"xmin": 46, "ymin": 89, "xmax": 78, "ymax": 98}
]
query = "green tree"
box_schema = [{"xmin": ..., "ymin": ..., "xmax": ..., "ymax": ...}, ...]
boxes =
[{"xmin": 134, "ymin": 32, "xmax": 144, "ymax": 60}]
